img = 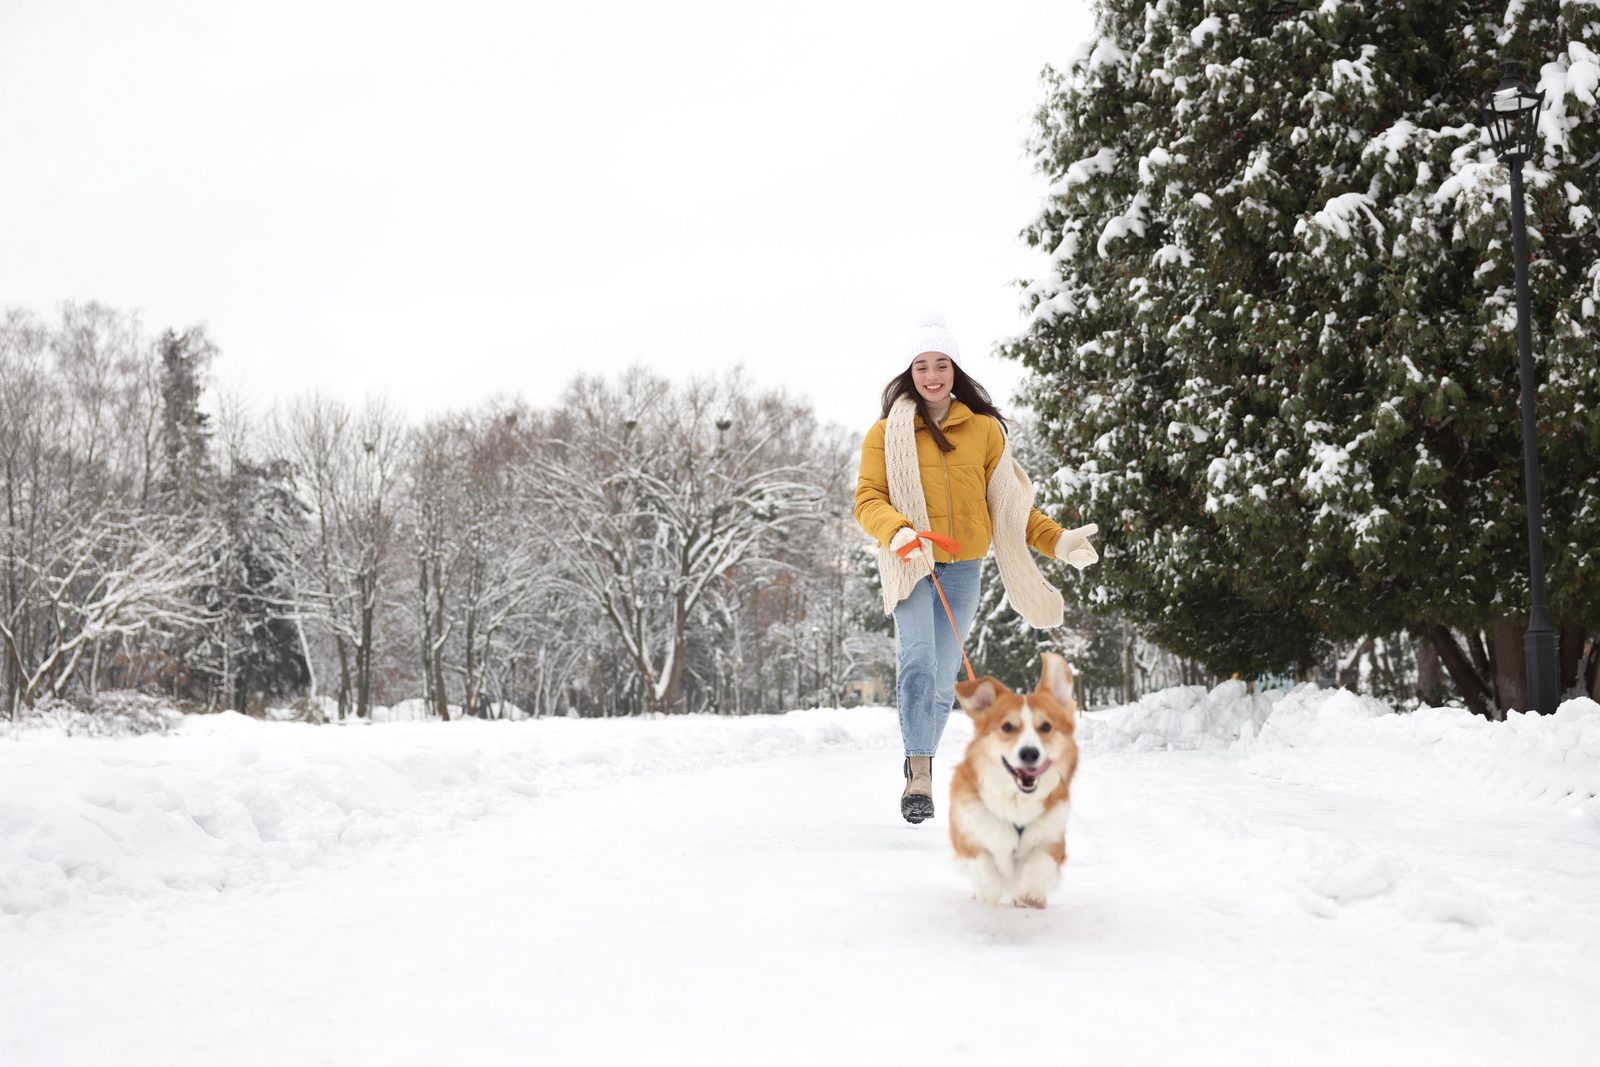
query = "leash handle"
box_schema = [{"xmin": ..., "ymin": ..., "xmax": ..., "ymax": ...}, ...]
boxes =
[
  {"xmin": 895, "ymin": 530, "xmax": 976, "ymax": 683},
  {"xmin": 895, "ymin": 529, "xmax": 961, "ymax": 560}
]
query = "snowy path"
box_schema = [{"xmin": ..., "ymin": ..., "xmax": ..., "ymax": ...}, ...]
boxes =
[{"xmin": 4, "ymin": 711, "xmax": 1598, "ymax": 1066}]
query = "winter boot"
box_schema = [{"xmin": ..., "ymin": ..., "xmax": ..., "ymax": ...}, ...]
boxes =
[{"xmin": 901, "ymin": 756, "xmax": 935, "ymax": 823}]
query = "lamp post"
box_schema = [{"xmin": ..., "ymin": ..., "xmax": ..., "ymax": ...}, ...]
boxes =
[{"xmin": 1483, "ymin": 58, "xmax": 1559, "ymax": 715}]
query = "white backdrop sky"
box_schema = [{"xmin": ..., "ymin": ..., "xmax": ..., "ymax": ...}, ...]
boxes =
[{"xmin": 2, "ymin": 0, "xmax": 1095, "ymax": 434}]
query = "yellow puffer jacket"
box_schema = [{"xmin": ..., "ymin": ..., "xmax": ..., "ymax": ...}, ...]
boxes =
[{"xmin": 854, "ymin": 399, "xmax": 1066, "ymax": 564}]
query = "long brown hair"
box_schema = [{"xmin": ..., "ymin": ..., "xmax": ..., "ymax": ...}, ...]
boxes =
[{"xmin": 879, "ymin": 362, "xmax": 1009, "ymax": 452}]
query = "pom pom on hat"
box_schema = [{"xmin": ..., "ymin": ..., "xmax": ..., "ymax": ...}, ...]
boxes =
[{"xmin": 902, "ymin": 313, "xmax": 960, "ymax": 371}]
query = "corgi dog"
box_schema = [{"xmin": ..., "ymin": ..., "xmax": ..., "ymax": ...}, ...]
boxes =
[{"xmin": 950, "ymin": 653, "xmax": 1079, "ymax": 908}]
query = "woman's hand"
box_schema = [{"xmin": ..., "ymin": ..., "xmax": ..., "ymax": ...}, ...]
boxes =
[
  {"xmin": 890, "ymin": 527, "xmax": 932, "ymax": 568},
  {"xmin": 1054, "ymin": 524, "xmax": 1099, "ymax": 570}
]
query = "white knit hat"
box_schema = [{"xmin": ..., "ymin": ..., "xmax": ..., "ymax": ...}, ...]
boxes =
[{"xmin": 901, "ymin": 313, "xmax": 960, "ymax": 373}]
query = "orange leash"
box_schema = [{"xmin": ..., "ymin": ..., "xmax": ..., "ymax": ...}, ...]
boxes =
[{"xmin": 895, "ymin": 530, "xmax": 977, "ymax": 683}]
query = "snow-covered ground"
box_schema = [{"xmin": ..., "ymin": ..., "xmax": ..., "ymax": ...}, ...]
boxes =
[{"xmin": 3, "ymin": 684, "xmax": 1599, "ymax": 1065}]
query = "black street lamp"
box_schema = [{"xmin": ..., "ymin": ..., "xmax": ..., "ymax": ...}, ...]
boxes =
[{"xmin": 1483, "ymin": 58, "xmax": 1559, "ymax": 715}]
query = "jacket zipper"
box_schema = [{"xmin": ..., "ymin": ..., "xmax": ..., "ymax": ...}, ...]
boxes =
[{"xmin": 939, "ymin": 449, "xmax": 955, "ymax": 557}]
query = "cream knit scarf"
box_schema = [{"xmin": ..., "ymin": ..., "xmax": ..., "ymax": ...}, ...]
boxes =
[{"xmin": 876, "ymin": 396, "xmax": 1064, "ymax": 629}]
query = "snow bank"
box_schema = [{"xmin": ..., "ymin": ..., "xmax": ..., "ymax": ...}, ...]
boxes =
[
  {"xmin": 1081, "ymin": 681, "xmax": 1600, "ymax": 820},
  {"xmin": 335, "ymin": 698, "xmax": 531, "ymax": 723},
  {"xmin": 372, "ymin": 698, "xmax": 438, "ymax": 723},
  {"xmin": 0, "ymin": 691, "xmax": 183, "ymax": 738},
  {"xmin": 1245, "ymin": 688, "xmax": 1600, "ymax": 818},
  {"xmin": 1442, "ymin": 697, "xmax": 1600, "ymax": 802},
  {"xmin": 1077, "ymin": 679, "xmax": 1278, "ymax": 750},
  {"xmin": 0, "ymin": 706, "xmax": 899, "ymax": 916}
]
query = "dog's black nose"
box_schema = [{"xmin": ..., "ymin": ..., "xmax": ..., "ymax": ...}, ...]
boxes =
[{"xmin": 1019, "ymin": 746, "xmax": 1040, "ymax": 765}]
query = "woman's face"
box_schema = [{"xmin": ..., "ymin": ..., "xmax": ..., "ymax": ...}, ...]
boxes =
[{"xmin": 910, "ymin": 352, "xmax": 955, "ymax": 405}]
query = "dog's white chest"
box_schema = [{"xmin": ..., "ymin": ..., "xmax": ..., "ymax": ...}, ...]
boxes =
[{"xmin": 957, "ymin": 789, "xmax": 1066, "ymax": 865}]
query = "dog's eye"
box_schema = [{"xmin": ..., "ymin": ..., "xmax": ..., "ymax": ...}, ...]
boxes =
[
  {"xmin": 1001, "ymin": 722, "xmax": 1016, "ymax": 733},
  {"xmin": 1040, "ymin": 722, "xmax": 1053, "ymax": 733}
]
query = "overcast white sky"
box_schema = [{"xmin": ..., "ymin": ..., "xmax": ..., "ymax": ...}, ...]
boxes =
[{"xmin": 2, "ymin": 0, "xmax": 1096, "ymax": 434}]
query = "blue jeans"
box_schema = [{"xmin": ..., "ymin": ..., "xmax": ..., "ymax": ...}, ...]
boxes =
[{"xmin": 892, "ymin": 559, "xmax": 981, "ymax": 757}]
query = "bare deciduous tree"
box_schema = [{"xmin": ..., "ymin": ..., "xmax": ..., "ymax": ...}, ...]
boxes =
[
  {"xmin": 529, "ymin": 370, "xmax": 829, "ymax": 713},
  {"xmin": 275, "ymin": 394, "xmax": 406, "ymax": 718}
]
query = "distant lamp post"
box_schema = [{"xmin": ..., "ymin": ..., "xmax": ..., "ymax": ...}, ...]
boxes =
[{"xmin": 1483, "ymin": 58, "xmax": 1559, "ymax": 715}]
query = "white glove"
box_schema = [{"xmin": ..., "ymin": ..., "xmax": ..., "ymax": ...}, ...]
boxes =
[
  {"xmin": 1054, "ymin": 523, "xmax": 1099, "ymax": 571},
  {"xmin": 890, "ymin": 527, "xmax": 931, "ymax": 567}
]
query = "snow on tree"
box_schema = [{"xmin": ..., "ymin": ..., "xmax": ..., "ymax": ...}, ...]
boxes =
[
  {"xmin": 1007, "ymin": 0, "xmax": 1600, "ymax": 711},
  {"xmin": 157, "ymin": 327, "xmax": 215, "ymax": 510},
  {"xmin": 406, "ymin": 403, "xmax": 545, "ymax": 719},
  {"xmin": 0, "ymin": 304, "xmax": 212, "ymax": 714},
  {"xmin": 8, "ymin": 512, "xmax": 218, "ymax": 703},
  {"xmin": 671, "ymin": 419, "xmax": 883, "ymax": 715},
  {"xmin": 273, "ymin": 395, "xmax": 407, "ymax": 719},
  {"xmin": 529, "ymin": 370, "xmax": 830, "ymax": 714},
  {"xmin": 408, "ymin": 415, "xmax": 467, "ymax": 718},
  {"xmin": 150, "ymin": 327, "xmax": 312, "ymax": 712},
  {"xmin": 203, "ymin": 457, "xmax": 311, "ymax": 712}
]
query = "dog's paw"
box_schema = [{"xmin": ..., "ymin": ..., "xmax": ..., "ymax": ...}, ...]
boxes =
[{"xmin": 1013, "ymin": 894, "xmax": 1047, "ymax": 910}]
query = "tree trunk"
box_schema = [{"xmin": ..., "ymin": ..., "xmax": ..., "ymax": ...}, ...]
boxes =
[
  {"xmin": 357, "ymin": 601, "xmax": 373, "ymax": 719},
  {"xmin": 335, "ymin": 635, "xmax": 352, "ymax": 719},
  {"xmin": 217, "ymin": 630, "xmax": 230, "ymax": 712},
  {"xmin": 1417, "ymin": 635, "xmax": 1443, "ymax": 706},
  {"xmin": 1558, "ymin": 623, "xmax": 1584, "ymax": 694},
  {"xmin": 1428, "ymin": 626, "xmax": 1494, "ymax": 719},
  {"xmin": 294, "ymin": 612, "xmax": 318, "ymax": 720},
  {"xmin": 1370, "ymin": 639, "xmax": 1398, "ymax": 695},
  {"xmin": 1338, "ymin": 638, "xmax": 1372, "ymax": 691},
  {"xmin": 1468, "ymin": 630, "xmax": 1492, "ymax": 683},
  {"xmin": 431, "ymin": 562, "xmax": 449, "ymax": 720},
  {"xmin": 417, "ymin": 561, "xmax": 434, "ymax": 717},
  {"xmin": 1122, "ymin": 619, "xmax": 1134, "ymax": 704},
  {"xmin": 464, "ymin": 609, "xmax": 478, "ymax": 718},
  {"xmin": 1488, "ymin": 615, "xmax": 1525, "ymax": 719}
]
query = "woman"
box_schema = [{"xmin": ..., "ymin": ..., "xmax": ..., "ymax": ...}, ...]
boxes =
[{"xmin": 853, "ymin": 315, "xmax": 1099, "ymax": 823}]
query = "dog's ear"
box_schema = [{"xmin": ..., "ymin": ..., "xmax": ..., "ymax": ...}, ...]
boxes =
[
  {"xmin": 1036, "ymin": 653, "xmax": 1077, "ymax": 723},
  {"xmin": 954, "ymin": 676, "xmax": 1007, "ymax": 718}
]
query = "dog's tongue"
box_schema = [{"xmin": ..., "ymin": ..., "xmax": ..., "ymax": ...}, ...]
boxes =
[{"xmin": 1015, "ymin": 758, "xmax": 1053, "ymax": 782}]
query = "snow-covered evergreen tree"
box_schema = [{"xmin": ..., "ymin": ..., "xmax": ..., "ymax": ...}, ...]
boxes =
[
  {"xmin": 157, "ymin": 328, "xmax": 214, "ymax": 511},
  {"xmin": 207, "ymin": 458, "xmax": 311, "ymax": 711},
  {"xmin": 1008, "ymin": 0, "xmax": 1600, "ymax": 708}
]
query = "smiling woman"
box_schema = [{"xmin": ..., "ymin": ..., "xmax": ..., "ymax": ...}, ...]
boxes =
[{"xmin": 852, "ymin": 314, "xmax": 1100, "ymax": 824}]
